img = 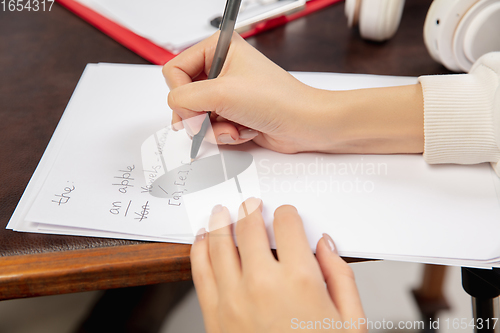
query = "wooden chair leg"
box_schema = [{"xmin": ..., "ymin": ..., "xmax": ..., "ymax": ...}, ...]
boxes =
[{"xmin": 412, "ymin": 264, "xmax": 451, "ymax": 332}]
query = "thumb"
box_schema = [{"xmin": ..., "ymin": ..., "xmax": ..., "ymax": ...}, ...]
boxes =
[{"xmin": 316, "ymin": 234, "xmax": 366, "ymax": 326}]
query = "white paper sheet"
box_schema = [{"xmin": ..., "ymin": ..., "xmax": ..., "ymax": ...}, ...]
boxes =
[
  {"xmin": 8, "ymin": 63, "xmax": 500, "ymax": 268},
  {"xmin": 22, "ymin": 64, "xmax": 193, "ymax": 238}
]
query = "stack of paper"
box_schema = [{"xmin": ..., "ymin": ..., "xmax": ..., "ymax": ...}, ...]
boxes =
[
  {"xmin": 74, "ymin": 0, "xmax": 306, "ymax": 53},
  {"xmin": 8, "ymin": 63, "xmax": 500, "ymax": 268}
]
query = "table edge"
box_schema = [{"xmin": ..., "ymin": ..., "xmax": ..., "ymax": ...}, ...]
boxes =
[{"xmin": 0, "ymin": 242, "xmax": 192, "ymax": 300}]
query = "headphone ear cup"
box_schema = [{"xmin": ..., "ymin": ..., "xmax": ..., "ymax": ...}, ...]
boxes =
[
  {"xmin": 423, "ymin": 0, "xmax": 478, "ymax": 72},
  {"xmin": 453, "ymin": 0, "xmax": 500, "ymax": 72},
  {"xmin": 358, "ymin": 0, "xmax": 405, "ymax": 42}
]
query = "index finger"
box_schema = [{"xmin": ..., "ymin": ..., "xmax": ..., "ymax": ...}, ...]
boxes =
[{"xmin": 162, "ymin": 32, "xmax": 220, "ymax": 90}]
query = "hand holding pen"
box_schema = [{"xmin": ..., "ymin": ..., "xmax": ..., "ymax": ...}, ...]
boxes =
[
  {"xmin": 163, "ymin": 0, "xmax": 331, "ymax": 157},
  {"xmin": 162, "ymin": 31, "xmax": 320, "ymax": 155},
  {"xmin": 163, "ymin": 3, "xmax": 425, "ymax": 157}
]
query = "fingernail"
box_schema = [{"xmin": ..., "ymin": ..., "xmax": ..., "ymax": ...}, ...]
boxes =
[
  {"xmin": 208, "ymin": 205, "xmax": 231, "ymax": 231},
  {"xmin": 239, "ymin": 128, "xmax": 258, "ymax": 140},
  {"xmin": 238, "ymin": 197, "xmax": 262, "ymax": 221},
  {"xmin": 211, "ymin": 204, "xmax": 223, "ymax": 215},
  {"xmin": 322, "ymin": 233, "xmax": 337, "ymax": 254},
  {"xmin": 172, "ymin": 121, "xmax": 184, "ymax": 131},
  {"xmin": 195, "ymin": 228, "xmax": 206, "ymax": 242},
  {"xmin": 218, "ymin": 133, "xmax": 236, "ymax": 144}
]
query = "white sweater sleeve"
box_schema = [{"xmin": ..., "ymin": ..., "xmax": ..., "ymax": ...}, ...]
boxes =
[{"xmin": 418, "ymin": 52, "xmax": 500, "ymax": 176}]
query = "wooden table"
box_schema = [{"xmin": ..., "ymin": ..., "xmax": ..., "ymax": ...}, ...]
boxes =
[{"xmin": 0, "ymin": 0, "xmax": 451, "ymax": 301}]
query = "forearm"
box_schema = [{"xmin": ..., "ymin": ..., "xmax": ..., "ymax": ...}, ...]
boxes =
[{"xmin": 306, "ymin": 84, "xmax": 424, "ymax": 154}]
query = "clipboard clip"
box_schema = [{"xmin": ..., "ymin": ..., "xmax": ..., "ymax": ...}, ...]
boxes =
[{"xmin": 210, "ymin": 0, "xmax": 284, "ymax": 28}]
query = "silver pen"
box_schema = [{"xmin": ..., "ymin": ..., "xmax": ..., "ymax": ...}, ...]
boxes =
[{"xmin": 190, "ymin": 0, "xmax": 242, "ymax": 162}]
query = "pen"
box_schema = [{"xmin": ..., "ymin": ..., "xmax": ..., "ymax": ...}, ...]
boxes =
[{"xmin": 190, "ymin": 0, "xmax": 242, "ymax": 163}]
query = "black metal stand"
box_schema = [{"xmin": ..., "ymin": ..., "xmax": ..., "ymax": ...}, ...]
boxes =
[{"xmin": 461, "ymin": 268, "xmax": 500, "ymax": 333}]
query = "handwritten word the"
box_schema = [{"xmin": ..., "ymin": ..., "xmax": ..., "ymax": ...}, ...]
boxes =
[{"xmin": 52, "ymin": 185, "xmax": 75, "ymax": 205}]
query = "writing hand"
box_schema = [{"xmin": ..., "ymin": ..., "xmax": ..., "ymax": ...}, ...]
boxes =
[
  {"xmin": 163, "ymin": 32, "xmax": 424, "ymax": 155},
  {"xmin": 163, "ymin": 32, "xmax": 324, "ymax": 154}
]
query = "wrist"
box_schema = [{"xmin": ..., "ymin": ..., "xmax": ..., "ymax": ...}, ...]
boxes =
[{"xmin": 304, "ymin": 84, "xmax": 424, "ymax": 154}]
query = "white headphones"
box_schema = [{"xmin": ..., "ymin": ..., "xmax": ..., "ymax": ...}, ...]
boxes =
[{"xmin": 345, "ymin": 0, "xmax": 500, "ymax": 72}]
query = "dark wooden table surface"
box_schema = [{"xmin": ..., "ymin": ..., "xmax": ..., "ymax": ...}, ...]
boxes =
[{"xmin": 0, "ymin": 0, "xmax": 451, "ymax": 300}]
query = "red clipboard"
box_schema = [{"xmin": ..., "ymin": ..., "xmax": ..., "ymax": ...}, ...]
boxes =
[{"xmin": 55, "ymin": 0, "xmax": 342, "ymax": 65}]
